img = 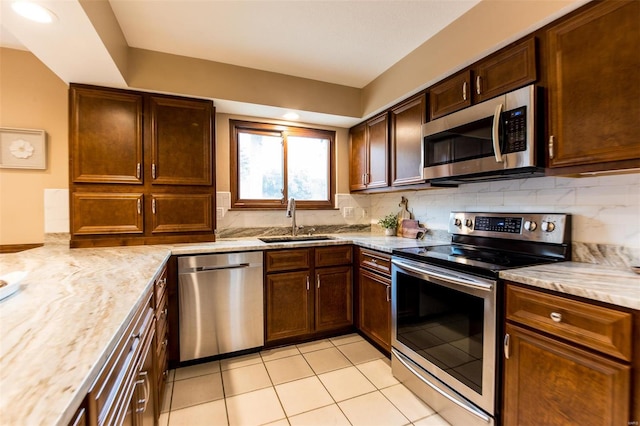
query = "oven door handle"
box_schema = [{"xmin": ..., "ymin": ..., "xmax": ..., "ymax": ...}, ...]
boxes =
[
  {"xmin": 392, "ymin": 259, "xmax": 493, "ymax": 292},
  {"xmin": 392, "ymin": 348, "xmax": 492, "ymax": 423}
]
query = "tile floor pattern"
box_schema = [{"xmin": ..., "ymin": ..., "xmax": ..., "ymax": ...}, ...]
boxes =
[{"xmin": 159, "ymin": 334, "xmax": 451, "ymax": 426}]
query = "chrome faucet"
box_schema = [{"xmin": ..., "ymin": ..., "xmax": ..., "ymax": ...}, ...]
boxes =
[{"xmin": 286, "ymin": 198, "xmax": 297, "ymax": 236}]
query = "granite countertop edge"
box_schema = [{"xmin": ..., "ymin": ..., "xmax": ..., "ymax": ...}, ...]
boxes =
[{"xmin": 1, "ymin": 234, "xmax": 638, "ymax": 425}]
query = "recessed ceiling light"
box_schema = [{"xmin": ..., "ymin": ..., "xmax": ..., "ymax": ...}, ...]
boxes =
[
  {"xmin": 11, "ymin": 1, "xmax": 57, "ymax": 23},
  {"xmin": 284, "ymin": 112, "xmax": 299, "ymax": 120}
]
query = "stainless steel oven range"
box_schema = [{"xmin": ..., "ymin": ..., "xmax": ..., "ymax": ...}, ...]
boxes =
[{"xmin": 391, "ymin": 212, "xmax": 571, "ymax": 426}]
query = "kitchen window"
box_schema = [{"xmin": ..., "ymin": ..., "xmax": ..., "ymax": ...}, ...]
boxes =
[{"xmin": 230, "ymin": 120, "xmax": 335, "ymax": 209}]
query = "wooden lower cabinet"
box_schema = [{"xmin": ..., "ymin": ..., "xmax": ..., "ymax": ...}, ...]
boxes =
[
  {"xmin": 502, "ymin": 323, "xmax": 630, "ymax": 426},
  {"xmin": 315, "ymin": 266, "xmax": 352, "ymax": 332},
  {"xmin": 358, "ymin": 268, "xmax": 391, "ymax": 352},
  {"xmin": 264, "ymin": 246, "xmax": 353, "ymax": 345},
  {"xmin": 266, "ymin": 271, "xmax": 313, "ymax": 341},
  {"xmin": 503, "ymin": 282, "xmax": 635, "ymax": 425}
]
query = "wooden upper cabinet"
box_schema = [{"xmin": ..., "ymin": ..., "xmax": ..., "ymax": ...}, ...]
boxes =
[
  {"xmin": 365, "ymin": 113, "xmax": 389, "ymax": 189},
  {"xmin": 474, "ymin": 37, "xmax": 536, "ymax": 103},
  {"xmin": 70, "ymin": 86, "xmax": 143, "ymax": 184},
  {"xmin": 546, "ymin": 0, "xmax": 640, "ymax": 170},
  {"xmin": 429, "ymin": 70, "xmax": 472, "ymax": 120},
  {"xmin": 149, "ymin": 193, "xmax": 213, "ymax": 234},
  {"xmin": 349, "ymin": 123, "xmax": 367, "ymax": 191},
  {"xmin": 149, "ymin": 96, "xmax": 213, "ymax": 186},
  {"xmin": 390, "ymin": 94, "xmax": 426, "ymax": 186},
  {"xmin": 72, "ymin": 192, "xmax": 144, "ymax": 235}
]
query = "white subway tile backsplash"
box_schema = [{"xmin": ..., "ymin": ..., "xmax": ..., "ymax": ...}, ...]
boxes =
[{"xmin": 536, "ymin": 188, "xmax": 576, "ymax": 206}]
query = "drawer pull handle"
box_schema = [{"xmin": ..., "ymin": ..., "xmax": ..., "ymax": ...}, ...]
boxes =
[
  {"xmin": 504, "ymin": 334, "xmax": 510, "ymax": 359},
  {"xmin": 550, "ymin": 312, "xmax": 562, "ymax": 322},
  {"xmin": 162, "ymin": 338, "xmax": 168, "ymax": 347},
  {"xmin": 371, "ymin": 259, "xmax": 377, "ymax": 264}
]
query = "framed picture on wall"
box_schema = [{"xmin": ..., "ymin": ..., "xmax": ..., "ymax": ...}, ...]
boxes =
[{"xmin": 0, "ymin": 127, "xmax": 47, "ymax": 170}]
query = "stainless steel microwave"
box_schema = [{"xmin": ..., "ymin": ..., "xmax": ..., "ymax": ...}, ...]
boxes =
[{"xmin": 422, "ymin": 84, "xmax": 543, "ymax": 185}]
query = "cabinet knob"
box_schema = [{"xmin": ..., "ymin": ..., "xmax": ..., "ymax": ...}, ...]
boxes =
[{"xmin": 550, "ymin": 312, "xmax": 562, "ymax": 322}]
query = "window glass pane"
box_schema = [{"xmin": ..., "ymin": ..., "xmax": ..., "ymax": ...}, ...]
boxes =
[
  {"xmin": 287, "ymin": 136, "xmax": 329, "ymax": 201},
  {"xmin": 238, "ymin": 131, "xmax": 283, "ymax": 200}
]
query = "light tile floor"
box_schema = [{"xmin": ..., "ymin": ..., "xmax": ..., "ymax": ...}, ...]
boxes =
[{"xmin": 159, "ymin": 333, "xmax": 451, "ymax": 426}]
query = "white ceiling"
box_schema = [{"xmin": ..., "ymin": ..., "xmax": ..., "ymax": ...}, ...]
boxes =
[{"xmin": 0, "ymin": 0, "xmax": 482, "ymax": 125}]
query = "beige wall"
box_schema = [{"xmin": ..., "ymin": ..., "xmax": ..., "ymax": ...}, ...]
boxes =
[
  {"xmin": 215, "ymin": 113, "xmax": 350, "ymax": 194},
  {"xmin": 361, "ymin": 0, "xmax": 581, "ymax": 117},
  {"xmin": 0, "ymin": 48, "xmax": 68, "ymax": 245}
]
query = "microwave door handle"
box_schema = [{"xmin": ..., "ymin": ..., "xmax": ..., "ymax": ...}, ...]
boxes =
[{"xmin": 492, "ymin": 103, "xmax": 504, "ymax": 163}]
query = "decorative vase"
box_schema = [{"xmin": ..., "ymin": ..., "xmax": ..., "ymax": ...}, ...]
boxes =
[{"xmin": 384, "ymin": 227, "xmax": 396, "ymax": 236}]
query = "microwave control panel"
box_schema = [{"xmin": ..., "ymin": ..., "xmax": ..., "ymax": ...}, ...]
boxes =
[{"xmin": 503, "ymin": 106, "xmax": 527, "ymax": 153}]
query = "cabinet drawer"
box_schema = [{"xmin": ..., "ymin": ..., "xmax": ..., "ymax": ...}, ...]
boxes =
[
  {"xmin": 265, "ymin": 249, "xmax": 311, "ymax": 272},
  {"xmin": 506, "ymin": 285, "xmax": 632, "ymax": 361},
  {"xmin": 155, "ymin": 266, "xmax": 168, "ymax": 306},
  {"xmin": 88, "ymin": 290, "xmax": 154, "ymax": 425},
  {"xmin": 359, "ymin": 249, "xmax": 391, "ymax": 276},
  {"xmin": 315, "ymin": 245, "xmax": 352, "ymax": 267}
]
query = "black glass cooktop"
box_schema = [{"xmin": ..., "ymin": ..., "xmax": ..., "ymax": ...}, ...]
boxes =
[{"xmin": 393, "ymin": 244, "xmax": 557, "ymax": 277}]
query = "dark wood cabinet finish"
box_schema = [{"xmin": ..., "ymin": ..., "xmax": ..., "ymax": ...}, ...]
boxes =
[
  {"xmin": 366, "ymin": 113, "xmax": 389, "ymax": 189},
  {"xmin": 266, "ymin": 271, "xmax": 313, "ymax": 341},
  {"xmin": 149, "ymin": 193, "xmax": 213, "ymax": 234},
  {"xmin": 69, "ymin": 84, "xmax": 216, "ymax": 248},
  {"xmin": 315, "ymin": 266, "xmax": 353, "ymax": 332},
  {"xmin": 70, "ymin": 87, "xmax": 143, "ymax": 185},
  {"xmin": 349, "ymin": 113, "xmax": 389, "ymax": 191},
  {"xmin": 358, "ymin": 268, "xmax": 391, "ymax": 352},
  {"xmin": 71, "ymin": 192, "xmax": 144, "ymax": 235},
  {"xmin": 503, "ymin": 282, "xmax": 635, "ymax": 425},
  {"xmin": 264, "ymin": 247, "xmax": 353, "ymax": 345},
  {"xmin": 390, "ymin": 94, "xmax": 426, "ymax": 186},
  {"xmin": 474, "ymin": 37, "xmax": 536, "ymax": 103},
  {"xmin": 429, "ymin": 70, "xmax": 472, "ymax": 120},
  {"xmin": 154, "ymin": 266, "xmax": 169, "ymax": 416},
  {"xmin": 546, "ymin": 0, "xmax": 640, "ymax": 171},
  {"xmin": 315, "ymin": 245, "xmax": 352, "ymax": 267},
  {"xmin": 149, "ymin": 96, "xmax": 213, "ymax": 186},
  {"xmin": 349, "ymin": 123, "xmax": 367, "ymax": 191},
  {"xmin": 356, "ymin": 248, "xmax": 391, "ymax": 353},
  {"xmin": 503, "ymin": 322, "xmax": 630, "ymax": 426}
]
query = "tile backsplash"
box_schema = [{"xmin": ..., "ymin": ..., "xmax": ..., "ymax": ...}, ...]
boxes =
[{"xmin": 43, "ymin": 173, "xmax": 639, "ymax": 263}]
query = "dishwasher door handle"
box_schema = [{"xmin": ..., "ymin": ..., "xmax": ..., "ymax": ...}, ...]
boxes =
[{"xmin": 191, "ymin": 263, "xmax": 251, "ymax": 272}]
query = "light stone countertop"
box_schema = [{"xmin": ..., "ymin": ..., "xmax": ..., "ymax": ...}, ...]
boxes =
[
  {"xmin": 1, "ymin": 233, "xmax": 637, "ymax": 425},
  {"xmin": 500, "ymin": 262, "xmax": 640, "ymax": 310}
]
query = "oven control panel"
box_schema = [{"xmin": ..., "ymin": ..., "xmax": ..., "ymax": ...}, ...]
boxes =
[{"xmin": 449, "ymin": 212, "xmax": 570, "ymax": 244}]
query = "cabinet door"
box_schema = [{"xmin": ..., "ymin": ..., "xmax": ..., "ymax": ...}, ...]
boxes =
[
  {"xmin": 149, "ymin": 193, "xmax": 213, "ymax": 234},
  {"xmin": 546, "ymin": 1, "xmax": 640, "ymax": 169},
  {"xmin": 70, "ymin": 86, "xmax": 143, "ymax": 184},
  {"xmin": 349, "ymin": 123, "xmax": 367, "ymax": 191},
  {"xmin": 149, "ymin": 96, "xmax": 213, "ymax": 186},
  {"xmin": 503, "ymin": 323, "xmax": 630, "ymax": 426},
  {"xmin": 366, "ymin": 113, "xmax": 389, "ymax": 189},
  {"xmin": 72, "ymin": 192, "xmax": 144, "ymax": 235},
  {"xmin": 315, "ymin": 266, "xmax": 352, "ymax": 332},
  {"xmin": 429, "ymin": 70, "xmax": 472, "ymax": 119},
  {"xmin": 266, "ymin": 271, "xmax": 313, "ymax": 342},
  {"xmin": 474, "ymin": 37, "xmax": 536, "ymax": 103},
  {"xmin": 390, "ymin": 94, "xmax": 426, "ymax": 186},
  {"xmin": 358, "ymin": 269, "xmax": 391, "ymax": 352}
]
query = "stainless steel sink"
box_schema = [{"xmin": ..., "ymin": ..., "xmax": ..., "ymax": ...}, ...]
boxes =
[{"xmin": 258, "ymin": 235, "xmax": 334, "ymax": 243}]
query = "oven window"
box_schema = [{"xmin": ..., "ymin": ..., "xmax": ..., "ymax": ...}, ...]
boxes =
[
  {"xmin": 396, "ymin": 272, "xmax": 484, "ymax": 394},
  {"xmin": 424, "ymin": 117, "xmax": 495, "ymax": 167}
]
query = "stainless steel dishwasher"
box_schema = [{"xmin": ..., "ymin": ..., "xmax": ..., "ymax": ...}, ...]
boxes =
[{"xmin": 178, "ymin": 251, "xmax": 264, "ymax": 362}]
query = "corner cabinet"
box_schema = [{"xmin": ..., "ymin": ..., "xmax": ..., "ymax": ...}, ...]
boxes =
[
  {"xmin": 502, "ymin": 283, "xmax": 635, "ymax": 425},
  {"xmin": 69, "ymin": 84, "xmax": 216, "ymax": 248},
  {"xmin": 545, "ymin": 0, "xmax": 640, "ymax": 173},
  {"xmin": 390, "ymin": 94, "xmax": 426, "ymax": 186},
  {"xmin": 265, "ymin": 246, "xmax": 353, "ymax": 345},
  {"xmin": 349, "ymin": 113, "xmax": 389, "ymax": 191}
]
